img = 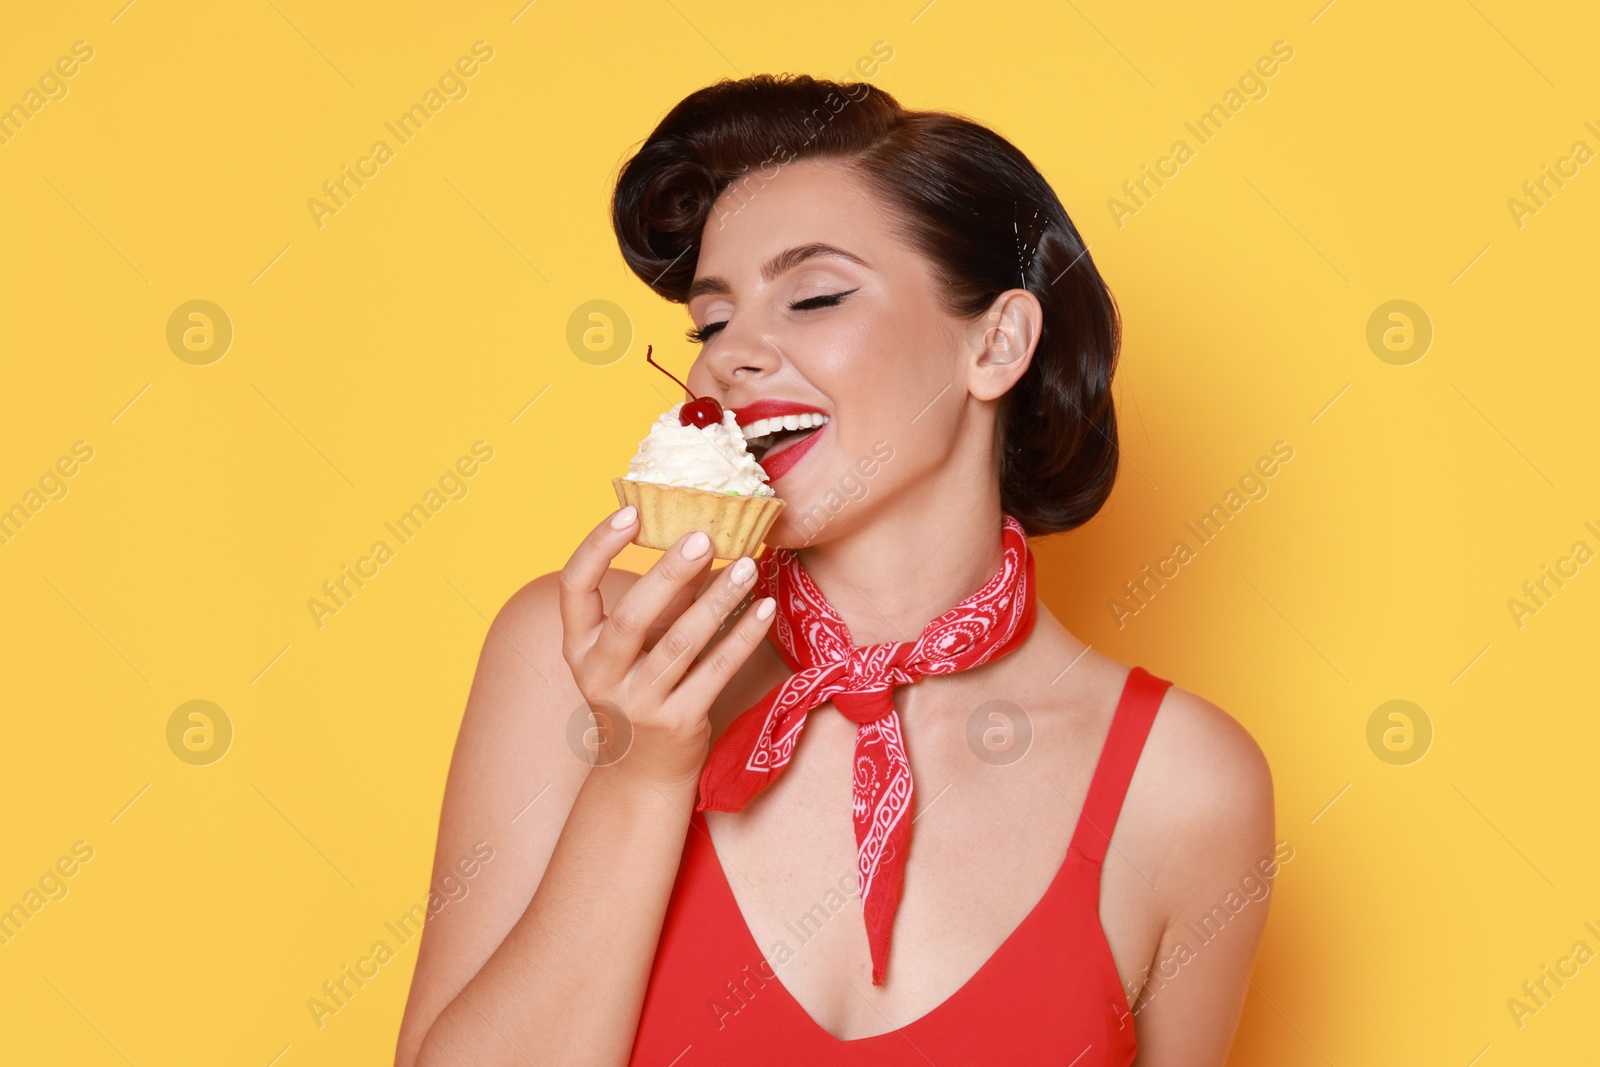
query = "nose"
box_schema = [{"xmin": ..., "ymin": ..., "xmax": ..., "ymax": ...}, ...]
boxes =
[{"xmin": 688, "ymin": 317, "xmax": 782, "ymax": 397}]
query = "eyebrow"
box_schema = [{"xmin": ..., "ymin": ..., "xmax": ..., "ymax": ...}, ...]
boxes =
[{"xmin": 686, "ymin": 242, "xmax": 872, "ymax": 301}]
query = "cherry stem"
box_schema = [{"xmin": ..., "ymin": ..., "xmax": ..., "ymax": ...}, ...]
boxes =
[{"xmin": 643, "ymin": 345, "xmax": 695, "ymax": 399}]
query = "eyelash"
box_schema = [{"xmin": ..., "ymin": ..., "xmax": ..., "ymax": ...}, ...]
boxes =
[{"xmin": 685, "ymin": 288, "xmax": 860, "ymax": 345}]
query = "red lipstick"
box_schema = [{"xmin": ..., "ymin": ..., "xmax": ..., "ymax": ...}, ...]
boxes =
[
  {"xmin": 759, "ymin": 421, "xmax": 827, "ymax": 482},
  {"xmin": 730, "ymin": 398, "xmax": 830, "ymax": 424}
]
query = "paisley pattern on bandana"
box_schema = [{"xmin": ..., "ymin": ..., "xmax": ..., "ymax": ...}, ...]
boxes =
[{"xmin": 696, "ymin": 514, "xmax": 1037, "ymax": 985}]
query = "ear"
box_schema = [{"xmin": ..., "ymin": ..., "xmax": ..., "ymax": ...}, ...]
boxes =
[{"xmin": 963, "ymin": 288, "xmax": 1042, "ymax": 402}]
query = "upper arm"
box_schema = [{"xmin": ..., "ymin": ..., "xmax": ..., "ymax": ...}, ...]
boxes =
[
  {"xmin": 1127, "ymin": 687, "xmax": 1278, "ymax": 1066},
  {"xmin": 393, "ymin": 567, "xmax": 641, "ymax": 1067}
]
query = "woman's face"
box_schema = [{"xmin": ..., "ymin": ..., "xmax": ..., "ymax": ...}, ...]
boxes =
[{"xmin": 684, "ymin": 159, "xmax": 983, "ymax": 548}]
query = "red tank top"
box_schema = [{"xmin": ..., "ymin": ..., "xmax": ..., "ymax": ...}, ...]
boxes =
[{"xmin": 629, "ymin": 665, "xmax": 1173, "ymax": 1065}]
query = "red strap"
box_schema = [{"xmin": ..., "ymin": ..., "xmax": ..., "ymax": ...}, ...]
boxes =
[{"xmin": 1069, "ymin": 666, "xmax": 1172, "ymax": 864}]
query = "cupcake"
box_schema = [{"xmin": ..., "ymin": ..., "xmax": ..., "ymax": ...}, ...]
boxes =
[{"xmin": 613, "ymin": 399, "xmax": 786, "ymax": 560}]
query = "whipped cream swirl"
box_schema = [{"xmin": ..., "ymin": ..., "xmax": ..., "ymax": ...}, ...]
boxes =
[{"xmin": 623, "ymin": 402, "xmax": 775, "ymax": 497}]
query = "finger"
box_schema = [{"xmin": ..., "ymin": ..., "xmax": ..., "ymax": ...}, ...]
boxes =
[
  {"xmin": 673, "ymin": 595, "xmax": 777, "ymax": 708},
  {"xmin": 557, "ymin": 506, "xmax": 639, "ymax": 657},
  {"xmin": 641, "ymin": 557, "xmax": 716, "ymax": 650},
  {"xmin": 592, "ymin": 529, "xmax": 717, "ymax": 669},
  {"xmin": 638, "ymin": 555, "xmax": 760, "ymax": 694}
]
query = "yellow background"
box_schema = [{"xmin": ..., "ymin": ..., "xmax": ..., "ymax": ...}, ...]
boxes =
[{"xmin": 2, "ymin": 0, "xmax": 1596, "ymax": 1063}]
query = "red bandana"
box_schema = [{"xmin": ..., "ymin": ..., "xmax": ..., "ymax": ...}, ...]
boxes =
[{"xmin": 696, "ymin": 514, "xmax": 1037, "ymax": 985}]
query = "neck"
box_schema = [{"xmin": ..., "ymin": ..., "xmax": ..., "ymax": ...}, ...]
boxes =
[{"xmin": 794, "ymin": 477, "xmax": 1008, "ymax": 646}]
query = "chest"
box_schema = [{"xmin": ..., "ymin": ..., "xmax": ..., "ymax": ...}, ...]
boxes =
[{"xmin": 700, "ymin": 670, "xmax": 1166, "ymax": 1041}]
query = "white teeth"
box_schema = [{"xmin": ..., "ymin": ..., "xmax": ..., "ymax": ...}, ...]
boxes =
[{"xmin": 739, "ymin": 411, "xmax": 830, "ymax": 440}]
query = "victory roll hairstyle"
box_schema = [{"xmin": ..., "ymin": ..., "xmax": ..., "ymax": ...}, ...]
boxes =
[{"xmin": 611, "ymin": 74, "xmax": 1121, "ymax": 536}]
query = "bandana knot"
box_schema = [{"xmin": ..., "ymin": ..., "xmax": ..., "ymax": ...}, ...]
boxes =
[
  {"xmin": 696, "ymin": 514, "xmax": 1038, "ymax": 985},
  {"xmin": 831, "ymin": 689, "xmax": 896, "ymax": 724}
]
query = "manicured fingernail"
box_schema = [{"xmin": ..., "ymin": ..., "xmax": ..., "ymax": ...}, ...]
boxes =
[
  {"xmin": 610, "ymin": 506, "xmax": 637, "ymax": 530},
  {"xmin": 682, "ymin": 531, "xmax": 711, "ymax": 559},
  {"xmin": 755, "ymin": 596, "xmax": 776, "ymax": 620},
  {"xmin": 729, "ymin": 557, "xmax": 755, "ymax": 584}
]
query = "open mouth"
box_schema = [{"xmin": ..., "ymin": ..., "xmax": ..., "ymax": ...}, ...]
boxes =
[{"xmin": 738, "ymin": 411, "xmax": 830, "ymax": 464}]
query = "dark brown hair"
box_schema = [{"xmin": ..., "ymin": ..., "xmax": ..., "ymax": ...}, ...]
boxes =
[{"xmin": 610, "ymin": 73, "xmax": 1120, "ymax": 536}]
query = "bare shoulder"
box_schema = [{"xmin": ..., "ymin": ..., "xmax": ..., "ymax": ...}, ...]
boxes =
[
  {"xmin": 1021, "ymin": 631, "xmax": 1275, "ymax": 875},
  {"xmin": 414, "ymin": 558, "xmax": 647, "ymax": 886},
  {"xmin": 1145, "ymin": 681, "xmax": 1274, "ymax": 826},
  {"xmin": 500, "ymin": 565, "xmax": 644, "ymax": 642},
  {"xmin": 448, "ymin": 561, "xmax": 647, "ymax": 825},
  {"xmin": 1124, "ymin": 674, "xmax": 1277, "ymax": 898},
  {"xmin": 393, "ymin": 564, "xmax": 643, "ymax": 1066},
  {"xmin": 446, "ymin": 565, "xmax": 644, "ymax": 762}
]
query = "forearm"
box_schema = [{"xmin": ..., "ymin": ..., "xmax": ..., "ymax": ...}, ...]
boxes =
[{"xmin": 415, "ymin": 765, "xmax": 696, "ymax": 1067}]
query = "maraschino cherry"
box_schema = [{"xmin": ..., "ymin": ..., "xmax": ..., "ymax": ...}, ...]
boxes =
[{"xmin": 645, "ymin": 345, "xmax": 723, "ymax": 428}]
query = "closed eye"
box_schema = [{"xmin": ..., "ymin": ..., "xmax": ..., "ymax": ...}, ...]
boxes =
[
  {"xmin": 685, "ymin": 288, "xmax": 860, "ymax": 345},
  {"xmin": 789, "ymin": 287, "xmax": 859, "ymax": 311},
  {"xmin": 685, "ymin": 320, "xmax": 724, "ymax": 345}
]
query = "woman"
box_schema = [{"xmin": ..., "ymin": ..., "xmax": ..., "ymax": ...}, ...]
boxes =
[{"xmin": 397, "ymin": 74, "xmax": 1275, "ymax": 1066}]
